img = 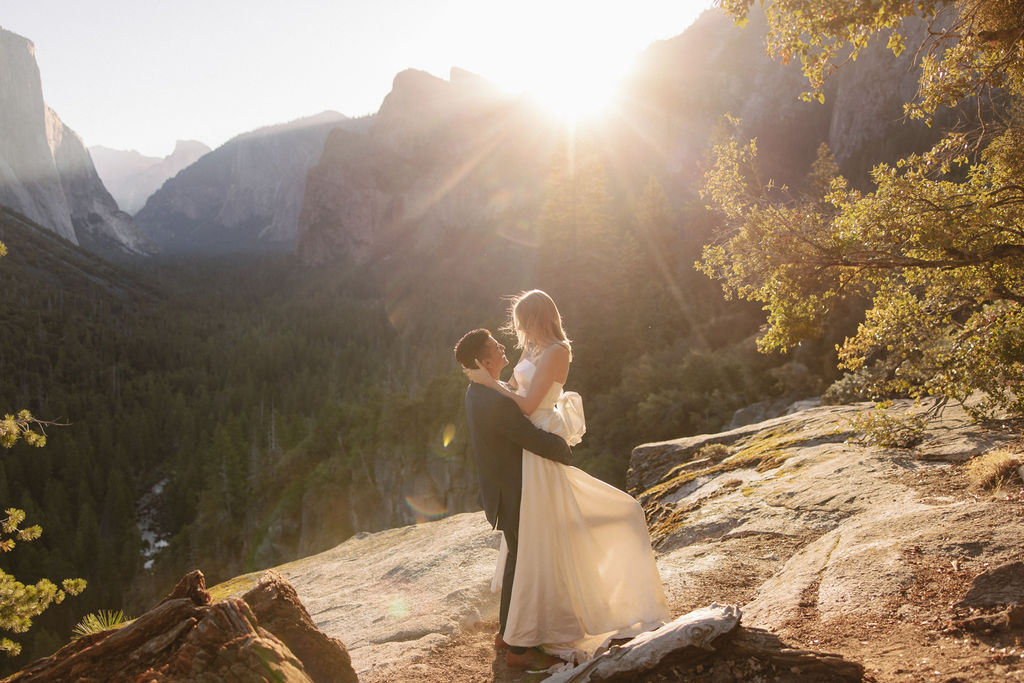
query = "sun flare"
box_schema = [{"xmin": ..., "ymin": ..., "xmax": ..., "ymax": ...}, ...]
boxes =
[
  {"xmin": 461, "ymin": 1, "xmax": 663, "ymax": 124},
  {"xmin": 523, "ymin": 64, "xmax": 623, "ymax": 122}
]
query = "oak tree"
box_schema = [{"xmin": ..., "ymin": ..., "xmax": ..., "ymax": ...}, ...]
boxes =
[{"xmin": 701, "ymin": 0, "xmax": 1024, "ymax": 415}]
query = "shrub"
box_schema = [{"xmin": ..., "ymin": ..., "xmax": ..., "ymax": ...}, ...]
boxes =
[
  {"xmin": 71, "ymin": 610, "xmax": 131, "ymax": 640},
  {"xmin": 822, "ymin": 365, "xmax": 885, "ymax": 405},
  {"xmin": 849, "ymin": 403, "xmax": 926, "ymax": 448}
]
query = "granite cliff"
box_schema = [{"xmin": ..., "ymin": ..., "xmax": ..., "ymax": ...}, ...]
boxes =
[
  {"xmin": 619, "ymin": 8, "xmax": 936, "ymax": 193},
  {"xmin": 0, "ymin": 27, "xmax": 143, "ymax": 256},
  {"xmin": 90, "ymin": 140, "xmax": 211, "ymax": 215},
  {"xmin": 135, "ymin": 111, "xmax": 357, "ymax": 253}
]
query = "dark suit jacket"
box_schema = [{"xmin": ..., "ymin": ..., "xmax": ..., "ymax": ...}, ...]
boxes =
[{"xmin": 464, "ymin": 382, "xmax": 571, "ymax": 533}]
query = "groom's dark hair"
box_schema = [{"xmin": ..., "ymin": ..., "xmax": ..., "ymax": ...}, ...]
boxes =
[{"xmin": 454, "ymin": 328, "xmax": 491, "ymax": 369}]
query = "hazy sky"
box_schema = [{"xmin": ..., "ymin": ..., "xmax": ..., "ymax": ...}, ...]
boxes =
[{"xmin": 0, "ymin": 1, "xmax": 715, "ymax": 157}]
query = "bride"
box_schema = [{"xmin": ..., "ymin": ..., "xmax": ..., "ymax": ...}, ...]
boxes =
[{"xmin": 467, "ymin": 289, "xmax": 668, "ymax": 663}]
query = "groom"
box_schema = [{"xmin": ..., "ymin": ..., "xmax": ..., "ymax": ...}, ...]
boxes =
[{"xmin": 454, "ymin": 328, "xmax": 570, "ymax": 669}]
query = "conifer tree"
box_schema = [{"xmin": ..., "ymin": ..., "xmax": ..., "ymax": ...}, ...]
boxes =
[{"xmin": 0, "ymin": 241, "xmax": 86, "ymax": 656}]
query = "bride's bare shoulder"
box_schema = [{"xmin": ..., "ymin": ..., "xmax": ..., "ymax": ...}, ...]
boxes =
[{"xmin": 538, "ymin": 343, "xmax": 571, "ymax": 370}]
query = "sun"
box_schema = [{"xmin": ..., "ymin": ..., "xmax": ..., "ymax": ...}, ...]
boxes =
[
  {"xmin": 453, "ymin": 0, "xmax": 713, "ymax": 123},
  {"xmin": 523, "ymin": 62, "xmax": 623, "ymax": 123},
  {"xmin": 460, "ymin": 2, "xmax": 644, "ymax": 124}
]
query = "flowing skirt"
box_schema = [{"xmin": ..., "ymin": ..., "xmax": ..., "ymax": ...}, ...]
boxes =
[{"xmin": 493, "ymin": 393, "xmax": 669, "ymax": 660}]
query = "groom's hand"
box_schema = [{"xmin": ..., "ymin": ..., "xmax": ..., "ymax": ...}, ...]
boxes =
[{"xmin": 465, "ymin": 363, "xmax": 497, "ymax": 388}]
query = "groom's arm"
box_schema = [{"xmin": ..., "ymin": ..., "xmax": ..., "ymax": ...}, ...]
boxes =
[{"xmin": 493, "ymin": 396, "xmax": 571, "ymax": 465}]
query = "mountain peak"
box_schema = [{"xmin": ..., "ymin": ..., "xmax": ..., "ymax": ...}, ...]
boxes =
[{"xmin": 170, "ymin": 139, "xmax": 211, "ymax": 156}]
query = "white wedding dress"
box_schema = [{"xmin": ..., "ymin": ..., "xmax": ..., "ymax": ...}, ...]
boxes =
[{"xmin": 493, "ymin": 356, "xmax": 669, "ymax": 662}]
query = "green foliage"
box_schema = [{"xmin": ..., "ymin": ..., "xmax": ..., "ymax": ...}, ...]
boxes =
[
  {"xmin": 849, "ymin": 403, "xmax": 927, "ymax": 449},
  {"xmin": 1, "ymin": 509, "xmax": 86, "ymax": 656},
  {"xmin": 703, "ymin": 0, "xmax": 1024, "ymax": 416},
  {"xmin": 70, "ymin": 609, "xmax": 130, "ymax": 640},
  {"xmin": 0, "ymin": 411, "xmax": 47, "ymax": 449}
]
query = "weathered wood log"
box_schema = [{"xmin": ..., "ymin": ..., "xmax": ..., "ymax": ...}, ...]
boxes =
[
  {"xmin": 242, "ymin": 570, "xmax": 357, "ymax": 683},
  {"xmin": 545, "ymin": 604, "xmax": 864, "ymax": 683},
  {"xmin": 2, "ymin": 570, "xmax": 358, "ymax": 683}
]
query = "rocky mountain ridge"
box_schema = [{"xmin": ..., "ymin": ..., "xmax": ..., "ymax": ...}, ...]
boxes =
[
  {"xmin": 0, "ymin": 27, "xmax": 143, "ymax": 256},
  {"xmin": 293, "ymin": 9, "xmax": 938, "ymax": 270},
  {"xmin": 90, "ymin": 140, "xmax": 211, "ymax": 215},
  {"xmin": 296, "ymin": 67, "xmax": 554, "ymax": 266}
]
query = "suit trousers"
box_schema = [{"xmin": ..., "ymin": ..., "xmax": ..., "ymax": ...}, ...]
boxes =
[{"xmin": 499, "ymin": 523, "xmax": 519, "ymax": 634}]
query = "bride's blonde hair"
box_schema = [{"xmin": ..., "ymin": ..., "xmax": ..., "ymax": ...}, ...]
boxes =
[{"xmin": 501, "ymin": 289, "xmax": 571, "ymax": 359}]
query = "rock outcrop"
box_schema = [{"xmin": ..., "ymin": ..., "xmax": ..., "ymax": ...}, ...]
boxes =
[
  {"xmin": 0, "ymin": 27, "xmax": 143, "ymax": 256},
  {"xmin": 135, "ymin": 112, "xmax": 355, "ymax": 253},
  {"xmin": 232, "ymin": 511, "xmax": 499, "ymax": 680},
  {"xmin": 7, "ymin": 570, "xmax": 356, "ymax": 682},
  {"xmin": 90, "ymin": 140, "xmax": 211, "ymax": 215},
  {"xmin": 201, "ymin": 398, "xmax": 1021, "ymax": 681}
]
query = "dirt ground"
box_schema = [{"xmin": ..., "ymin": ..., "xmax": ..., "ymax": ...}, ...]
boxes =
[{"xmin": 370, "ymin": 461, "xmax": 1024, "ymax": 682}]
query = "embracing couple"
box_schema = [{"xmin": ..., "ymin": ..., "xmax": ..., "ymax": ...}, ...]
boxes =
[{"xmin": 454, "ymin": 289, "xmax": 668, "ymax": 671}]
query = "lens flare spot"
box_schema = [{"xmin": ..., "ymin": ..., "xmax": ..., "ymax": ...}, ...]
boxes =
[
  {"xmin": 405, "ymin": 494, "xmax": 448, "ymax": 523},
  {"xmin": 387, "ymin": 596, "xmax": 410, "ymax": 619},
  {"xmin": 442, "ymin": 423, "xmax": 456, "ymax": 448}
]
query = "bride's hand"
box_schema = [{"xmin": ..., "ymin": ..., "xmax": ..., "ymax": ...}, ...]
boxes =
[{"xmin": 464, "ymin": 361, "xmax": 497, "ymax": 387}]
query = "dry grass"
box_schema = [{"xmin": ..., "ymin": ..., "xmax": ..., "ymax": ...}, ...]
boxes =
[
  {"xmin": 697, "ymin": 443, "xmax": 732, "ymax": 462},
  {"xmin": 965, "ymin": 448, "xmax": 1022, "ymax": 491}
]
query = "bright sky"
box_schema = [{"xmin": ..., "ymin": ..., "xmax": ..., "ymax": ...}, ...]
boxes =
[{"xmin": 0, "ymin": 1, "xmax": 714, "ymax": 158}]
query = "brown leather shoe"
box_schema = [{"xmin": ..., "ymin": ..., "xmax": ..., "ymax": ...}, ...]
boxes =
[
  {"xmin": 494, "ymin": 632, "xmax": 509, "ymax": 649},
  {"xmin": 505, "ymin": 647, "xmax": 564, "ymax": 671}
]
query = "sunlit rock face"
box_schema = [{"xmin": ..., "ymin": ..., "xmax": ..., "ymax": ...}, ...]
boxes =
[
  {"xmin": 297, "ymin": 68, "xmax": 558, "ymax": 265},
  {"xmin": 90, "ymin": 140, "xmax": 211, "ymax": 215},
  {"xmin": 825, "ymin": 15, "xmax": 943, "ymax": 176},
  {"xmin": 135, "ymin": 111, "xmax": 354, "ymax": 253},
  {"xmin": 0, "ymin": 27, "xmax": 143, "ymax": 254},
  {"xmin": 622, "ymin": 7, "xmax": 938, "ymax": 192}
]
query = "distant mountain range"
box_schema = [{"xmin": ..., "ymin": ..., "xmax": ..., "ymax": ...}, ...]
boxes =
[
  {"xmin": 90, "ymin": 140, "xmax": 211, "ymax": 215},
  {"xmin": 1, "ymin": 9, "xmax": 940, "ymax": 264},
  {"xmin": 133, "ymin": 111, "xmax": 365, "ymax": 253},
  {"xmin": 297, "ymin": 67, "xmax": 556, "ymax": 265}
]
